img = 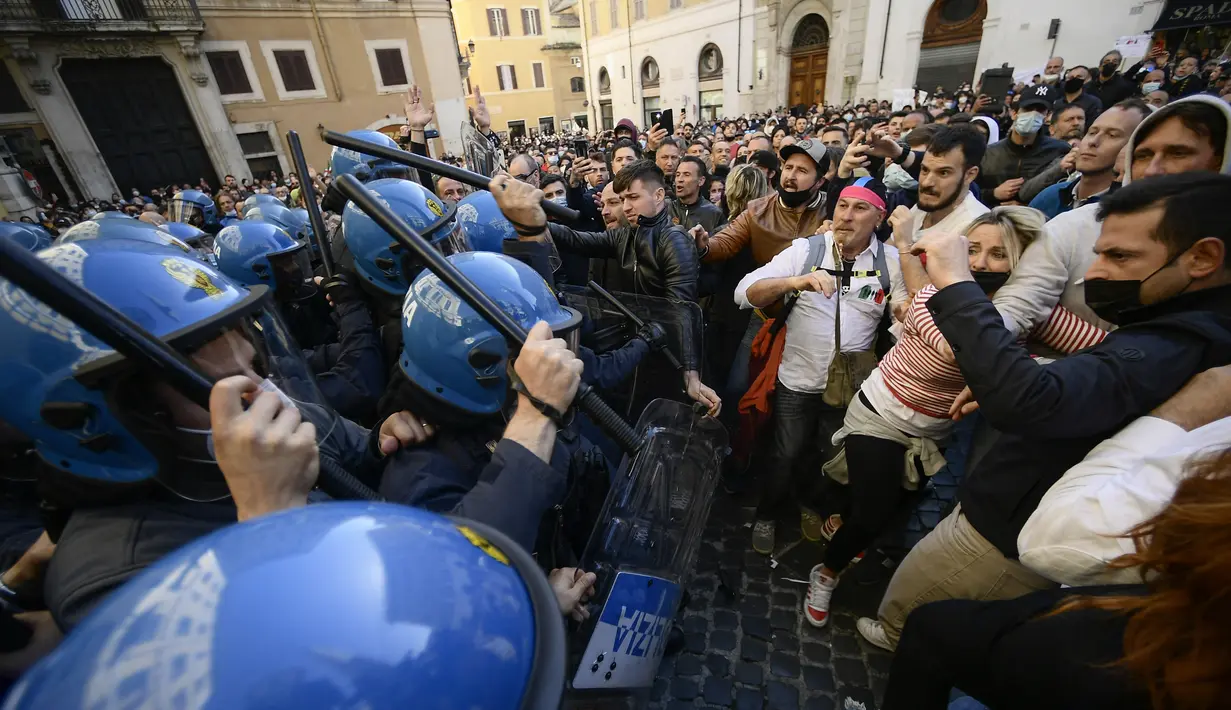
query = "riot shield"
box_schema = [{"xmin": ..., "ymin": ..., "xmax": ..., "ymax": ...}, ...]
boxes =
[
  {"xmin": 560, "ymin": 286, "xmax": 703, "ymax": 414},
  {"xmin": 461, "ymin": 121, "xmax": 502, "ymax": 177},
  {"xmin": 566, "ymin": 399, "xmax": 728, "ymax": 699}
]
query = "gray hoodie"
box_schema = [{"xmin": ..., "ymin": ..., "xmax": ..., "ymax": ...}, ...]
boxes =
[{"xmin": 992, "ymin": 95, "xmax": 1231, "ymax": 336}]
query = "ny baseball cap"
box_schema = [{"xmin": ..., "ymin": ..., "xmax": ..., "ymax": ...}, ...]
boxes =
[{"xmin": 1019, "ymin": 84, "xmax": 1060, "ymax": 111}]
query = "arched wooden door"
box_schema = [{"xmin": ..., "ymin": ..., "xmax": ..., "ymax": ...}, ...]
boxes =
[{"xmin": 788, "ymin": 14, "xmax": 829, "ymax": 107}]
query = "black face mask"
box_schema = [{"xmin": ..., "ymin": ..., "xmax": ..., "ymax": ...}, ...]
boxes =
[
  {"xmin": 972, "ymin": 270, "xmax": 1010, "ymax": 294},
  {"xmin": 779, "ymin": 185, "xmax": 816, "ymax": 209},
  {"xmin": 1064, "ymin": 76, "xmax": 1086, "ymax": 94},
  {"xmin": 1083, "ymin": 252, "xmax": 1190, "ymax": 325},
  {"xmin": 1100, "ymin": 63, "xmax": 1117, "ymax": 78}
]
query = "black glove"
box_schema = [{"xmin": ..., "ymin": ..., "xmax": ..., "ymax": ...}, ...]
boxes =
[
  {"xmin": 637, "ymin": 321, "xmax": 668, "ymax": 351},
  {"xmin": 322, "ymin": 272, "xmax": 360, "ymax": 306},
  {"xmin": 321, "ymin": 181, "xmax": 348, "ymax": 214}
]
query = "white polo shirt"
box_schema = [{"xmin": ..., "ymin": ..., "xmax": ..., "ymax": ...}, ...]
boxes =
[{"xmin": 734, "ymin": 234, "xmax": 906, "ymax": 394}]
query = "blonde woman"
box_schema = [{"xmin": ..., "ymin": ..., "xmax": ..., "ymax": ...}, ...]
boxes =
[
  {"xmin": 721, "ymin": 163, "xmax": 770, "ymax": 221},
  {"xmin": 804, "ymin": 206, "xmax": 1110, "ymax": 636}
]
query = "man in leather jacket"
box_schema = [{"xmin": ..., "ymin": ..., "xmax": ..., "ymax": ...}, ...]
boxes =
[{"xmin": 488, "ymin": 161, "xmax": 722, "ymax": 415}]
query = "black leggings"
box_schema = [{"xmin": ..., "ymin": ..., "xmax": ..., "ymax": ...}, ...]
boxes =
[{"xmin": 822, "ymin": 432, "xmax": 907, "ymax": 574}]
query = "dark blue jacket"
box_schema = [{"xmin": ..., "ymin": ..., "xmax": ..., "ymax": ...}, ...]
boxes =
[
  {"xmin": 303, "ymin": 299, "xmax": 386, "ymax": 425},
  {"xmin": 379, "ymin": 425, "xmax": 580, "ymax": 552},
  {"xmin": 579, "ymin": 339, "xmax": 649, "ymax": 389},
  {"xmin": 929, "ymin": 282, "xmax": 1231, "ymax": 558}
]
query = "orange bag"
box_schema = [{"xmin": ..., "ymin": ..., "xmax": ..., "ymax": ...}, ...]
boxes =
[{"xmin": 731, "ymin": 317, "xmax": 788, "ymax": 462}]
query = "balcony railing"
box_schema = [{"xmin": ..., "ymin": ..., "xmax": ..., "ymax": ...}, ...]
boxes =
[{"xmin": 0, "ymin": 0, "xmax": 205, "ymax": 31}]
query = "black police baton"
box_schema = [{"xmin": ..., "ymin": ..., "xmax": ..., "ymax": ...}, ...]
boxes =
[
  {"xmin": 334, "ymin": 174, "xmax": 645, "ymax": 454},
  {"xmin": 319, "ymin": 128, "xmax": 582, "ymax": 223},
  {"xmin": 285, "ymin": 130, "xmax": 337, "ymax": 279},
  {"xmin": 587, "ymin": 280, "xmax": 684, "ymax": 372},
  {"xmin": 0, "ymin": 237, "xmax": 381, "ymax": 502}
]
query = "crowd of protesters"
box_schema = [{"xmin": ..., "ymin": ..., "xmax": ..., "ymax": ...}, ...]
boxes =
[{"xmin": 1, "ymin": 38, "xmax": 1230, "ymax": 710}]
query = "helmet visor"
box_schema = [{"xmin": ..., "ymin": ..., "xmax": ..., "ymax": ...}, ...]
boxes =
[
  {"xmin": 168, "ymin": 199, "xmax": 204, "ymax": 226},
  {"xmin": 267, "ymin": 246, "xmax": 317, "ymax": 301},
  {"xmin": 78, "ymin": 287, "xmax": 339, "ymax": 501}
]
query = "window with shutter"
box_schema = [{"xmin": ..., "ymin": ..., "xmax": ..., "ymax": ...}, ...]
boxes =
[
  {"xmin": 588, "ymin": 0, "xmax": 597, "ymax": 33},
  {"xmin": 497, "ymin": 64, "xmax": 518, "ymax": 91},
  {"xmin": 374, "ymin": 48, "xmax": 408, "ymax": 87},
  {"xmin": 273, "ymin": 50, "xmax": 315, "ymax": 92},
  {"xmin": 570, "ymin": 77, "xmax": 584, "ymax": 92},
  {"xmin": 206, "ymin": 51, "xmax": 253, "ymax": 96},
  {"xmin": 521, "ymin": 8, "xmax": 541, "ymax": 35},
  {"xmin": 608, "ymin": 0, "xmax": 618, "ymax": 28},
  {"xmin": 633, "ymin": 0, "xmax": 645, "ymax": 20},
  {"xmin": 487, "ymin": 8, "xmax": 509, "ymax": 36},
  {"xmin": 532, "ymin": 62, "xmax": 545, "ymax": 88}
]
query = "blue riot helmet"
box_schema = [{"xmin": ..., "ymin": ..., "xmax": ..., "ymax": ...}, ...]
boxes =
[
  {"xmin": 340, "ymin": 177, "xmax": 469, "ymax": 297},
  {"xmin": 161, "ymin": 220, "xmax": 210, "ymax": 247},
  {"xmin": 214, "ymin": 221, "xmax": 315, "ymax": 301},
  {"xmin": 168, "ymin": 189, "xmax": 218, "ymax": 229},
  {"xmin": 0, "ymin": 221, "xmax": 53, "ymax": 252},
  {"xmin": 241, "ymin": 192, "xmax": 282, "ymax": 215},
  {"xmin": 5, "ymin": 503, "xmax": 566, "ymax": 710},
  {"xmin": 328, "ymin": 129, "xmax": 411, "ymax": 182},
  {"xmin": 400, "ymin": 251, "xmax": 582, "ymax": 419},
  {"xmin": 456, "ymin": 189, "xmax": 517, "ymax": 253},
  {"xmin": 244, "ymin": 200, "xmax": 310, "ymax": 243},
  {"xmin": 89, "ymin": 210, "xmax": 135, "ymax": 221},
  {"xmin": 0, "ymin": 238, "xmax": 334, "ymax": 501},
  {"xmin": 56, "ymin": 217, "xmax": 200, "ymax": 258}
]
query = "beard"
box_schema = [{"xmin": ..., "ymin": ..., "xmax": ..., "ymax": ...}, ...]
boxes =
[{"xmin": 917, "ymin": 181, "xmax": 962, "ymax": 213}]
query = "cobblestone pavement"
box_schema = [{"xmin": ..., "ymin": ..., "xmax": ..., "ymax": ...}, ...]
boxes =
[{"xmin": 648, "ymin": 451, "xmax": 967, "ymax": 710}]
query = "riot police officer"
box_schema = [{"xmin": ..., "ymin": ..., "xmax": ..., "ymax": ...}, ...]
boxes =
[
  {"xmin": 378, "ymin": 251, "xmax": 611, "ymax": 563},
  {"xmin": 167, "ymin": 189, "xmax": 223, "ymax": 235},
  {"xmin": 212, "ymin": 221, "xmax": 384, "ymax": 424},
  {"xmin": 0, "ymin": 238, "xmax": 431, "ymax": 631},
  {"xmin": 456, "ymin": 189, "xmax": 662, "ymax": 392}
]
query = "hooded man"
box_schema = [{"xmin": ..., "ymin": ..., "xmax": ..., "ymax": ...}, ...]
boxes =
[
  {"xmin": 614, "ymin": 118, "xmax": 638, "ymax": 141},
  {"xmin": 994, "ymin": 94, "xmax": 1231, "ymax": 336},
  {"xmin": 978, "ymin": 85, "xmax": 1073, "ymax": 207}
]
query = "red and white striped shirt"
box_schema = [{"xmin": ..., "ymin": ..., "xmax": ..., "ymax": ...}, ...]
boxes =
[{"xmin": 878, "ymin": 284, "xmax": 1108, "ymax": 419}]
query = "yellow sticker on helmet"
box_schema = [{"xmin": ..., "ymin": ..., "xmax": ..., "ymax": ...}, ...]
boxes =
[
  {"xmin": 456, "ymin": 525, "xmax": 510, "ymax": 565},
  {"xmin": 427, "ymin": 199, "xmax": 444, "ymax": 218},
  {"xmin": 162, "ymin": 258, "xmax": 223, "ymax": 298}
]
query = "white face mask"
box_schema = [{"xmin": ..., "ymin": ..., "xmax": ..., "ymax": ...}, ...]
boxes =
[
  {"xmin": 548, "ymin": 195, "xmax": 568, "ymax": 206},
  {"xmin": 1043, "ymin": 73, "xmax": 1060, "ymax": 83},
  {"xmin": 1142, "ymin": 81, "xmax": 1162, "ymax": 94},
  {"xmin": 1013, "ymin": 111, "xmax": 1045, "ymax": 136},
  {"xmin": 548, "ymin": 155, "xmax": 559, "ymax": 165}
]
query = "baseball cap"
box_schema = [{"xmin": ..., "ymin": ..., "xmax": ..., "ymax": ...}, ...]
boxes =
[
  {"xmin": 1019, "ymin": 84, "xmax": 1060, "ymax": 112},
  {"xmin": 779, "ymin": 137, "xmax": 831, "ymax": 175}
]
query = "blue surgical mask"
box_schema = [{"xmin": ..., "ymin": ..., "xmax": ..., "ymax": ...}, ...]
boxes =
[
  {"xmin": 1013, "ymin": 111, "xmax": 1045, "ymax": 136},
  {"xmin": 1142, "ymin": 81, "xmax": 1162, "ymax": 93}
]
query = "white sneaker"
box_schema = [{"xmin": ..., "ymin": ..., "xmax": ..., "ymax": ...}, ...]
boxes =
[
  {"xmin": 804, "ymin": 564, "xmax": 838, "ymax": 627},
  {"xmin": 856, "ymin": 617, "xmax": 894, "ymax": 652}
]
